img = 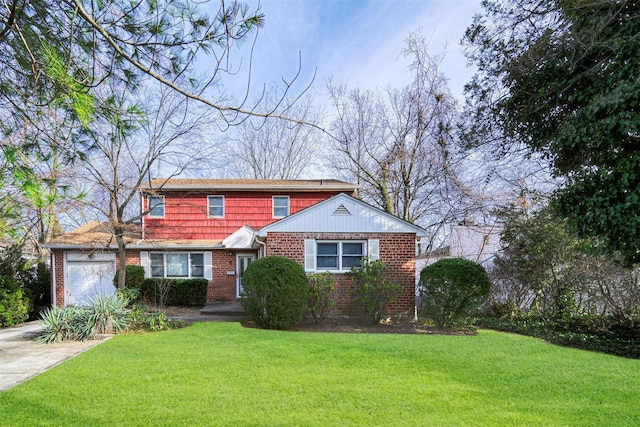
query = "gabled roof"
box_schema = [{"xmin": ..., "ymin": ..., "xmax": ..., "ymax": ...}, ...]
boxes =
[
  {"xmin": 256, "ymin": 193, "xmax": 429, "ymax": 237},
  {"xmin": 222, "ymin": 225, "xmax": 256, "ymax": 249},
  {"xmin": 140, "ymin": 178, "xmax": 357, "ymax": 193}
]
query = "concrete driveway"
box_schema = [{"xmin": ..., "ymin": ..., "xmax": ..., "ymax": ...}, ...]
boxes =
[{"xmin": 0, "ymin": 321, "xmax": 108, "ymax": 392}]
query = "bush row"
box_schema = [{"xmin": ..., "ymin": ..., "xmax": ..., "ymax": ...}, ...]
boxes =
[
  {"xmin": 478, "ymin": 314, "xmax": 640, "ymax": 359},
  {"xmin": 241, "ymin": 256, "xmax": 402, "ymax": 329},
  {"xmin": 113, "ymin": 266, "xmax": 207, "ymax": 306},
  {"xmin": 138, "ymin": 279, "xmax": 208, "ymax": 307}
]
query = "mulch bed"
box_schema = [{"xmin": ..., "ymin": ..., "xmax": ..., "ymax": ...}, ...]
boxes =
[{"xmin": 158, "ymin": 306, "xmax": 476, "ymax": 335}]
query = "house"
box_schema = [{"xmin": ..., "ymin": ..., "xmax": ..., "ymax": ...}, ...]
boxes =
[
  {"xmin": 46, "ymin": 179, "xmax": 428, "ymax": 313},
  {"xmin": 417, "ymin": 220, "xmax": 503, "ymax": 282}
]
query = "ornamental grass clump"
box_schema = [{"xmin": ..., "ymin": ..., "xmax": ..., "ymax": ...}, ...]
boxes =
[
  {"xmin": 84, "ymin": 293, "xmax": 130, "ymax": 336},
  {"xmin": 36, "ymin": 306, "xmax": 89, "ymax": 343},
  {"xmin": 36, "ymin": 293, "xmax": 130, "ymax": 343}
]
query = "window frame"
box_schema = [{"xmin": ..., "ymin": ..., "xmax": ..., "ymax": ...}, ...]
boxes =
[
  {"xmin": 315, "ymin": 240, "xmax": 365, "ymax": 272},
  {"xmin": 272, "ymin": 195, "xmax": 290, "ymax": 218},
  {"xmin": 149, "ymin": 252, "xmax": 206, "ymax": 279},
  {"xmin": 148, "ymin": 195, "xmax": 165, "ymax": 218},
  {"xmin": 207, "ymin": 195, "xmax": 225, "ymax": 218}
]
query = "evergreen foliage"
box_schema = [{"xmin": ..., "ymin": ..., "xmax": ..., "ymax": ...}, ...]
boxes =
[
  {"xmin": 464, "ymin": 0, "xmax": 640, "ymax": 264},
  {"xmin": 240, "ymin": 256, "xmax": 308, "ymax": 330},
  {"xmin": 0, "ymin": 245, "xmax": 35, "ymax": 326},
  {"xmin": 140, "ymin": 278, "xmax": 208, "ymax": 307},
  {"xmin": 419, "ymin": 258, "xmax": 491, "ymax": 328}
]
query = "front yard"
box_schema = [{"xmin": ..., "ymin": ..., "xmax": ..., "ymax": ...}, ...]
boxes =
[{"xmin": 1, "ymin": 322, "xmax": 639, "ymax": 426}]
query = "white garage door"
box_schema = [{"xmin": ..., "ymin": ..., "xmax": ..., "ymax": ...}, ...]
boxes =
[{"xmin": 65, "ymin": 252, "xmax": 116, "ymax": 306}]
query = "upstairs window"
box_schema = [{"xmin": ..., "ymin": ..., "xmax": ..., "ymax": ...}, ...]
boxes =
[
  {"xmin": 207, "ymin": 195, "xmax": 224, "ymax": 218},
  {"xmin": 148, "ymin": 195, "xmax": 165, "ymax": 218},
  {"xmin": 273, "ymin": 196, "xmax": 289, "ymax": 218}
]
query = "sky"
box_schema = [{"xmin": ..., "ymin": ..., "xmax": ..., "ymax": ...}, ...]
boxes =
[{"xmin": 216, "ymin": 0, "xmax": 484, "ymax": 108}]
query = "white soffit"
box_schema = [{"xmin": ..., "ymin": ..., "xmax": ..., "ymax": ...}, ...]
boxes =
[{"xmin": 257, "ymin": 193, "xmax": 428, "ymax": 236}]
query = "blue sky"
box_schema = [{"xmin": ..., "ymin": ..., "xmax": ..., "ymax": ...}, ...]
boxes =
[{"xmin": 216, "ymin": 0, "xmax": 483, "ymax": 106}]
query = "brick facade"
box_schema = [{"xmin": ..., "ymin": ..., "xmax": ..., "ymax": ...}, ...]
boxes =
[
  {"xmin": 47, "ymin": 184, "xmax": 423, "ymax": 310},
  {"xmin": 210, "ymin": 251, "xmax": 237, "ymax": 301},
  {"xmin": 52, "ymin": 251, "xmax": 64, "ymax": 307},
  {"xmin": 265, "ymin": 232, "xmax": 417, "ymax": 314}
]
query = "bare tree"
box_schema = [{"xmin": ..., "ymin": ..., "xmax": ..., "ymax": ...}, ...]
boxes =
[
  {"xmin": 0, "ymin": 1, "xmax": 317, "ymax": 243},
  {"xmin": 224, "ymin": 88, "xmax": 324, "ymax": 179},
  {"xmin": 76, "ymin": 80, "xmax": 219, "ymax": 289},
  {"xmin": 328, "ymin": 31, "xmax": 465, "ymax": 245}
]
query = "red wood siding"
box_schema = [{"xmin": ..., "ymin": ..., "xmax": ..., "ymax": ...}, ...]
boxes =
[
  {"xmin": 265, "ymin": 232, "xmax": 417, "ymax": 314},
  {"xmin": 144, "ymin": 191, "xmax": 339, "ymax": 240}
]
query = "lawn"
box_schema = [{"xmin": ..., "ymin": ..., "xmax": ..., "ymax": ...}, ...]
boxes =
[{"xmin": 1, "ymin": 322, "xmax": 639, "ymax": 426}]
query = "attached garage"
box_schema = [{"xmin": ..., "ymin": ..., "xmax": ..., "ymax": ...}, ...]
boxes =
[{"xmin": 64, "ymin": 252, "xmax": 116, "ymax": 306}]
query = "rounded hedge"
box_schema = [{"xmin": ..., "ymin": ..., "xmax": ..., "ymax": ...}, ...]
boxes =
[
  {"xmin": 419, "ymin": 258, "xmax": 491, "ymax": 327},
  {"xmin": 113, "ymin": 265, "xmax": 145, "ymax": 289},
  {"xmin": 240, "ymin": 256, "xmax": 307, "ymax": 330}
]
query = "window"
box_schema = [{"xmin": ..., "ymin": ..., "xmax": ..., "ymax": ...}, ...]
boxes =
[
  {"xmin": 148, "ymin": 195, "xmax": 165, "ymax": 218},
  {"xmin": 149, "ymin": 253, "xmax": 205, "ymax": 278},
  {"xmin": 273, "ymin": 196, "xmax": 289, "ymax": 218},
  {"xmin": 317, "ymin": 243, "xmax": 338, "ymax": 269},
  {"xmin": 316, "ymin": 241, "xmax": 365, "ymax": 271},
  {"xmin": 190, "ymin": 254, "xmax": 204, "ymax": 277},
  {"xmin": 207, "ymin": 195, "xmax": 224, "ymax": 218}
]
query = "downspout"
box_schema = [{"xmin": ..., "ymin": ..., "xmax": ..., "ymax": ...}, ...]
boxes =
[
  {"xmin": 140, "ymin": 190, "xmax": 145, "ymax": 241},
  {"xmin": 415, "ymin": 236, "xmax": 423, "ymax": 322},
  {"xmin": 255, "ymin": 236, "xmax": 267, "ymax": 258}
]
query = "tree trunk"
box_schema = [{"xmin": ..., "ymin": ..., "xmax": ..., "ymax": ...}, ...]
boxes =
[{"xmin": 114, "ymin": 225, "xmax": 127, "ymax": 290}]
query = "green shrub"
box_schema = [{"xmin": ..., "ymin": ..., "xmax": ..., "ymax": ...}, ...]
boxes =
[
  {"xmin": 478, "ymin": 313, "xmax": 640, "ymax": 359},
  {"xmin": 349, "ymin": 258, "xmax": 402, "ymax": 324},
  {"xmin": 419, "ymin": 258, "xmax": 491, "ymax": 328},
  {"xmin": 113, "ymin": 265, "xmax": 145, "ymax": 302},
  {"xmin": 24, "ymin": 262, "xmax": 51, "ymax": 311},
  {"xmin": 116, "ymin": 287, "xmax": 141, "ymax": 305},
  {"xmin": 0, "ymin": 288, "xmax": 30, "ymax": 327},
  {"xmin": 140, "ymin": 278, "xmax": 207, "ymax": 307},
  {"xmin": 241, "ymin": 256, "xmax": 307, "ymax": 330},
  {"xmin": 128, "ymin": 303, "xmax": 176, "ymax": 332},
  {"xmin": 307, "ymin": 272, "xmax": 336, "ymax": 324},
  {"xmin": 0, "ymin": 245, "xmax": 35, "ymax": 326},
  {"xmin": 167, "ymin": 279, "xmax": 208, "ymax": 306}
]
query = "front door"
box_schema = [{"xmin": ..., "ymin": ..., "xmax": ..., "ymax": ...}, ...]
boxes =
[{"xmin": 236, "ymin": 254, "xmax": 255, "ymax": 298}]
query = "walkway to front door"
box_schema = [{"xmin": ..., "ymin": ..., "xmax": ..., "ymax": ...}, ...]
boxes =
[{"xmin": 236, "ymin": 254, "xmax": 255, "ymax": 298}]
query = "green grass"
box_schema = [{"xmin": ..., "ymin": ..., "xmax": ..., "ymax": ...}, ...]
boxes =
[{"xmin": 1, "ymin": 323, "xmax": 639, "ymax": 426}]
